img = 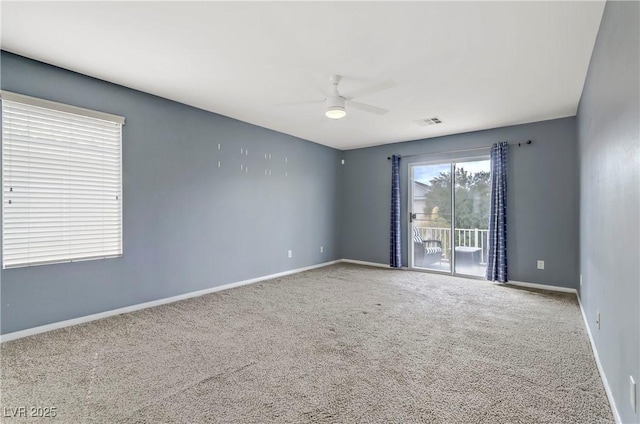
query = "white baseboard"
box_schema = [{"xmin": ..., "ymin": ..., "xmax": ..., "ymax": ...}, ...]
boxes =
[
  {"xmin": 0, "ymin": 260, "xmax": 342, "ymax": 343},
  {"xmin": 507, "ymin": 280, "xmax": 578, "ymax": 294},
  {"xmin": 576, "ymin": 295, "xmax": 622, "ymax": 424},
  {"xmin": 340, "ymin": 259, "xmax": 391, "ymax": 268}
]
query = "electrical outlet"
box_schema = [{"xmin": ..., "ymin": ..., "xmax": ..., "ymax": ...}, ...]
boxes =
[
  {"xmin": 631, "ymin": 376, "xmax": 637, "ymax": 413},
  {"xmin": 287, "ymin": 250, "xmax": 292, "ymax": 258},
  {"xmin": 537, "ymin": 260, "xmax": 545, "ymax": 270},
  {"xmin": 596, "ymin": 311, "xmax": 600, "ymax": 329},
  {"xmin": 580, "ymin": 274, "xmax": 583, "ymax": 286},
  {"xmin": 320, "ymin": 246, "xmax": 324, "ymax": 253}
]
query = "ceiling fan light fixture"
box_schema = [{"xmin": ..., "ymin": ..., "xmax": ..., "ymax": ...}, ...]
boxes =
[
  {"xmin": 325, "ymin": 106, "xmax": 346, "ymax": 119},
  {"xmin": 325, "ymin": 95, "xmax": 346, "ymax": 119}
]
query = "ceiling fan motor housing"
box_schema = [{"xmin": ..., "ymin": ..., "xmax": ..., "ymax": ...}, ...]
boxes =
[
  {"xmin": 326, "ymin": 95, "xmax": 346, "ymax": 110},
  {"xmin": 325, "ymin": 95, "xmax": 346, "ymax": 119}
]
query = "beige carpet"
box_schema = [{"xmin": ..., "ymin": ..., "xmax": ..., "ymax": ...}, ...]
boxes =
[{"xmin": 1, "ymin": 264, "xmax": 613, "ymax": 423}]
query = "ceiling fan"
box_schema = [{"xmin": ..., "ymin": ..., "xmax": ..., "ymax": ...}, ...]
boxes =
[{"xmin": 281, "ymin": 75, "xmax": 395, "ymax": 120}]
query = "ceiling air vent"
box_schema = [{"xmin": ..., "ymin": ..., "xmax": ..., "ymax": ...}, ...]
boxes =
[{"xmin": 415, "ymin": 116, "xmax": 444, "ymax": 126}]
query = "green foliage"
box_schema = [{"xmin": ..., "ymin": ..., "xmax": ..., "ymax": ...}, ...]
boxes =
[{"xmin": 422, "ymin": 167, "xmax": 490, "ymax": 230}]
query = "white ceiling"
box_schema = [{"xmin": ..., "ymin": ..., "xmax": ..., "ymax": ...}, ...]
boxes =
[{"xmin": 1, "ymin": 1, "xmax": 605, "ymax": 150}]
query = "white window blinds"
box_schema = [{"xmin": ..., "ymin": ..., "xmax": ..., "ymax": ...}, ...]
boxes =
[{"xmin": 2, "ymin": 91, "xmax": 124, "ymax": 269}]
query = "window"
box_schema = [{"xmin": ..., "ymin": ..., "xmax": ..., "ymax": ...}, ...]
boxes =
[{"xmin": 1, "ymin": 91, "xmax": 125, "ymax": 268}]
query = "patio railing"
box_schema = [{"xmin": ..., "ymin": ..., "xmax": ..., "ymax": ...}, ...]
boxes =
[{"xmin": 415, "ymin": 226, "xmax": 489, "ymax": 264}]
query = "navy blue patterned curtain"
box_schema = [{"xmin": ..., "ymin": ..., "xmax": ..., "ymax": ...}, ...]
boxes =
[
  {"xmin": 389, "ymin": 155, "xmax": 402, "ymax": 268},
  {"xmin": 486, "ymin": 142, "xmax": 508, "ymax": 282}
]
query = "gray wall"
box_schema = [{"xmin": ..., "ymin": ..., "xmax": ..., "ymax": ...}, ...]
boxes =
[
  {"xmin": 0, "ymin": 51, "xmax": 342, "ymax": 334},
  {"xmin": 577, "ymin": 1, "xmax": 640, "ymax": 422},
  {"xmin": 340, "ymin": 117, "xmax": 580, "ymax": 289}
]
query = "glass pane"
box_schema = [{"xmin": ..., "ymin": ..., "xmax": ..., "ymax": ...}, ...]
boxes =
[
  {"xmin": 411, "ymin": 163, "xmax": 451, "ymax": 272},
  {"xmin": 453, "ymin": 159, "xmax": 491, "ymax": 276}
]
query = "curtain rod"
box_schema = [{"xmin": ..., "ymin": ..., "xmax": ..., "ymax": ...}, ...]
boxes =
[{"xmin": 386, "ymin": 140, "xmax": 532, "ymax": 160}]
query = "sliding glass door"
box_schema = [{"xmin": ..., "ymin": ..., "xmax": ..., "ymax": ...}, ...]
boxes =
[
  {"xmin": 409, "ymin": 158, "xmax": 491, "ymax": 277},
  {"xmin": 410, "ymin": 163, "xmax": 452, "ymax": 273}
]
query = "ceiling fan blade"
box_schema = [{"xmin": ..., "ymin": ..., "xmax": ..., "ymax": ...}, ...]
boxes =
[
  {"xmin": 349, "ymin": 101, "xmax": 388, "ymax": 115},
  {"xmin": 344, "ymin": 79, "xmax": 396, "ymax": 100},
  {"xmin": 276, "ymin": 99, "xmax": 324, "ymax": 107}
]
